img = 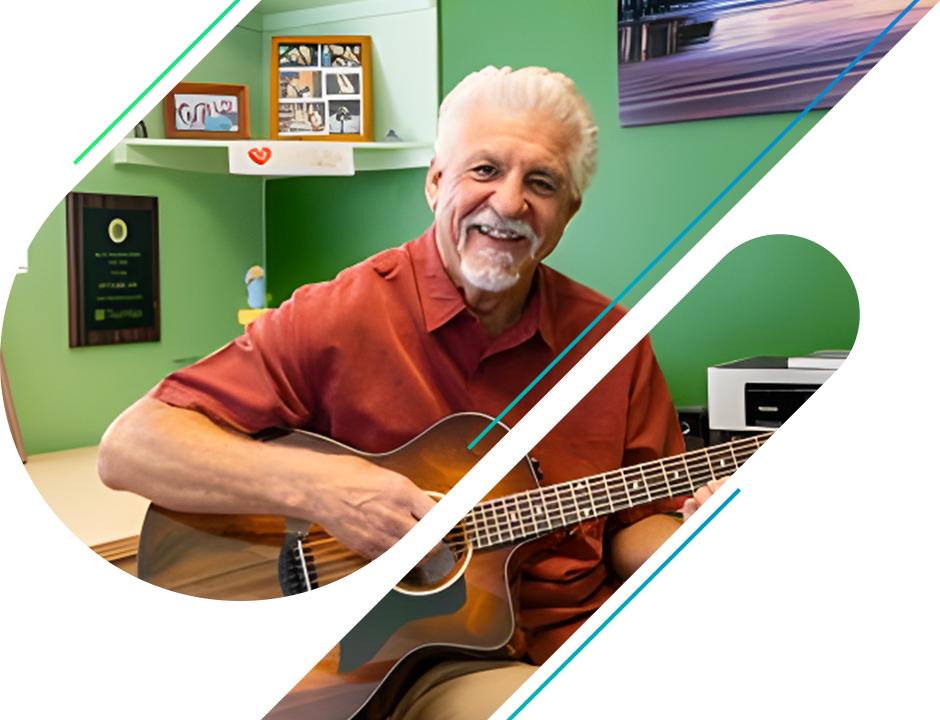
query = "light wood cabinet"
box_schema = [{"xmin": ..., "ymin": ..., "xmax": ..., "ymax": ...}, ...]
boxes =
[
  {"xmin": 714, "ymin": 479, "xmax": 940, "ymax": 720},
  {"xmin": 0, "ymin": 448, "xmax": 157, "ymax": 720}
]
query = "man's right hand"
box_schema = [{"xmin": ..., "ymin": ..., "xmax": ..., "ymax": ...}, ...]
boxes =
[
  {"xmin": 99, "ymin": 398, "xmax": 440, "ymax": 565},
  {"xmin": 309, "ymin": 456, "xmax": 440, "ymax": 561}
]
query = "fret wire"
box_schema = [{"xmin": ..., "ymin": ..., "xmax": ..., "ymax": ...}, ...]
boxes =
[
  {"xmin": 500, "ymin": 497, "xmax": 516, "ymax": 542},
  {"xmin": 659, "ymin": 459, "xmax": 672, "ymax": 497},
  {"xmin": 551, "ymin": 485, "xmax": 568, "ymax": 527},
  {"xmin": 680, "ymin": 452, "xmax": 698, "ymax": 492},
  {"xmin": 582, "ymin": 480, "xmax": 598, "ymax": 520},
  {"xmin": 638, "ymin": 464, "xmax": 652, "ymax": 504},
  {"xmin": 600, "ymin": 474, "xmax": 616, "ymax": 514},
  {"xmin": 704, "ymin": 448, "xmax": 718, "ymax": 483},
  {"xmin": 529, "ymin": 489, "xmax": 546, "ymax": 534},
  {"xmin": 620, "ymin": 469, "xmax": 637, "ymax": 508},
  {"xmin": 512, "ymin": 494, "xmax": 526, "ymax": 541},
  {"xmin": 728, "ymin": 442, "xmax": 739, "ymax": 471}
]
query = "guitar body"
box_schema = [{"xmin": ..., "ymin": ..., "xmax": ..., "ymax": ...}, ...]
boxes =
[{"xmin": 136, "ymin": 413, "xmax": 539, "ymax": 720}]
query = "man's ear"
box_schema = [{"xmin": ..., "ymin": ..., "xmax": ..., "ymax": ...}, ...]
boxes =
[
  {"xmin": 425, "ymin": 159, "xmax": 441, "ymax": 211},
  {"xmin": 567, "ymin": 195, "xmax": 582, "ymax": 221}
]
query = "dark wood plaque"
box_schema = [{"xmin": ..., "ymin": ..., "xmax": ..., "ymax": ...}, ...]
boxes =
[{"xmin": 66, "ymin": 193, "xmax": 160, "ymax": 347}]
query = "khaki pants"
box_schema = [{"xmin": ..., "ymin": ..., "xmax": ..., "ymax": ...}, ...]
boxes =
[{"xmin": 391, "ymin": 620, "xmax": 898, "ymax": 720}]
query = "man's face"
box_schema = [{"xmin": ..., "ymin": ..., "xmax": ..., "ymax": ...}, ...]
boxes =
[{"xmin": 426, "ymin": 104, "xmax": 582, "ymax": 294}]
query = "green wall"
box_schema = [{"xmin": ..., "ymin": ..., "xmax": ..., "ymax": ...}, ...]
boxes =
[
  {"xmin": 2, "ymin": 4, "xmax": 862, "ymax": 454},
  {"xmin": 1, "ymin": 25, "xmax": 266, "ymax": 455},
  {"xmin": 441, "ymin": 0, "xmax": 940, "ymax": 405},
  {"xmin": 265, "ymin": 0, "xmax": 856, "ymax": 409}
]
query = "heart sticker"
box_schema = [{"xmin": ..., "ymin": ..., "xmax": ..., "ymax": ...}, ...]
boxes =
[{"xmin": 248, "ymin": 147, "xmax": 272, "ymax": 165}]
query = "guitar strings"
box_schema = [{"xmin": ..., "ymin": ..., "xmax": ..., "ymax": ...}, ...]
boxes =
[
  {"xmin": 464, "ymin": 433, "xmax": 769, "ymax": 548},
  {"xmin": 298, "ymin": 434, "xmax": 770, "ymax": 587}
]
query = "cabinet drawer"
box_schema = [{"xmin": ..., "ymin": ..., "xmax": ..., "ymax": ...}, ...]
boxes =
[
  {"xmin": 714, "ymin": 623, "xmax": 940, "ymax": 720},
  {"xmin": 718, "ymin": 522, "xmax": 940, "ymax": 643},
  {"xmin": 0, "ymin": 558, "xmax": 144, "ymax": 715},
  {"xmin": 8, "ymin": 668, "xmax": 157, "ymax": 720}
]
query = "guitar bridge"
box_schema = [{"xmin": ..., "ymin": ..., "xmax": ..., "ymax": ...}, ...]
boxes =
[{"xmin": 278, "ymin": 533, "xmax": 319, "ymax": 595}]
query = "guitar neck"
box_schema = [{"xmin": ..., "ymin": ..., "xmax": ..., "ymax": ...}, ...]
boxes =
[{"xmin": 463, "ymin": 433, "xmax": 772, "ymax": 550}]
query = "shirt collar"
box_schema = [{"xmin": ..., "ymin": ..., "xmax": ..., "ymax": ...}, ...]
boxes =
[{"xmin": 408, "ymin": 226, "xmax": 560, "ymax": 354}]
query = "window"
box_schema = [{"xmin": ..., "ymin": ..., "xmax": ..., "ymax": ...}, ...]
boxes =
[{"xmin": 0, "ymin": 0, "xmax": 26, "ymax": 273}]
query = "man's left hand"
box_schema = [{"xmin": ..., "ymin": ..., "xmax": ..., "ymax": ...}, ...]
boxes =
[{"xmin": 668, "ymin": 475, "xmax": 767, "ymax": 578}]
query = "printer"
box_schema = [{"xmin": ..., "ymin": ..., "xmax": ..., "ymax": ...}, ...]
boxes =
[{"xmin": 708, "ymin": 357, "xmax": 940, "ymax": 480}]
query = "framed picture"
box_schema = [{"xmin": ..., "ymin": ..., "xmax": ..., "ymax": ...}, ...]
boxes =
[
  {"xmin": 163, "ymin": 82, "xmax": 250, "ymax": 139},
  {"xmin": 66, "ymin": 193, "xmax": 160, "ymax": 348},
  {"xmin": 271, "ymin": 36, "xmax": 373, "ymax": 142},
  {"xmin": 0, "ymin": 342, "xmax": 26, "ymax": 467}
]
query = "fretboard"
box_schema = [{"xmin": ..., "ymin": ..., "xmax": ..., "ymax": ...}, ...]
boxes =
[{"xmin": 462, "ymin": 433, "xmax": 771, "ymax": 550}]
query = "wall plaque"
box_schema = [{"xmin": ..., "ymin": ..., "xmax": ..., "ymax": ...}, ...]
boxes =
[{"xmin": 66, "ymin": 193, "xmax": 160, "ymax": 347}]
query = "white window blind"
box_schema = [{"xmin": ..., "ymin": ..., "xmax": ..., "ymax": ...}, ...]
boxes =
[{"xmin": 0, "ymin": 0, "xmax": 26, "ymax": 273}]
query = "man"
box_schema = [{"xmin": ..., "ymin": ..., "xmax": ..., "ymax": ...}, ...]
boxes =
[{"xmin": 99, "ymin": 66, "xmax": 721, "ymax": 719}]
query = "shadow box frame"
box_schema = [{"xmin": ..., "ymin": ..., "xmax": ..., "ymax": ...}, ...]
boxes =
[
  {"xmin": 163, "ymin": 82, "xmax": 251, "ymax": 140},
  {"xmin": 270, "ymin": 35, "xmax": 373, "ymax": 143},
  {"xmin": 0, "ymin": 348, "xmax": 26, "ymax": 468}
]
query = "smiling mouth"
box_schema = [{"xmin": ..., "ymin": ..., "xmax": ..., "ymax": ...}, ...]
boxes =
[{"xmin": 472, "ymin": 224, "xmax": 525, "ymax": 241}]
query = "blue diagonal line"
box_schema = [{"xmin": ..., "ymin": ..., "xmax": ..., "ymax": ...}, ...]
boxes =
[
  {"xmin": 506, "ymin": 488, "xmax": 741, "ymax": 720},
  {"xmin": 73, "ymin": 0, "xmax": 245, "ymax": 165},
  {"xmin": 468, "ymin": 0, "xmax": 921, "ymax": 450}
]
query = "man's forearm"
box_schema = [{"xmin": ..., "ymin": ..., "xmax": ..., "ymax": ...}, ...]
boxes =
[
  {"xmin": 97, "ymin": 397, "xmax": 438, "ymax": 560},
  {"xmin": 99, "ymin": 397, "xmax": 333, "ymax": 520},
  {"xmin": 608, "ymin": 514, "xmax": 683, "ymax": 581}
]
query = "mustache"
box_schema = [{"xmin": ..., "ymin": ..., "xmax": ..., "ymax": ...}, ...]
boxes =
[{"xmin": 460, "ymin": 207, "xmax": 540, "ymax": 245}]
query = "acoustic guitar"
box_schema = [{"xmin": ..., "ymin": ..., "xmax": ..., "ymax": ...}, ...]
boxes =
[{"xmin": 136, "ymin": 413, "xmax": 770, "ymax": 720}]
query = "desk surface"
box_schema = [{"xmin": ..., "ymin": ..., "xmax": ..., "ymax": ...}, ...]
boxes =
[
  {"xmin": 0, "ymin": 447, "xmax": 148, "ymax": 588},
  {"xmin": 758, "ymin": 478, "xmax": 940, "ymax": 532}
]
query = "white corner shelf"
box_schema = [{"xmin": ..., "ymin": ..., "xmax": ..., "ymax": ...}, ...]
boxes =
[{"xmin": 112, "ymin": 138, "xmax": 434, "ymax": 176}]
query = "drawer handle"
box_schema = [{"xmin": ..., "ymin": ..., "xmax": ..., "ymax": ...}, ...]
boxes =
[
  {"xmin": 3, "ymin": 626, "xmax": 98, "ymax": 665},
  {"xmin": 800, "ymin": 577, "xmax": 910, "ymax": 597}
]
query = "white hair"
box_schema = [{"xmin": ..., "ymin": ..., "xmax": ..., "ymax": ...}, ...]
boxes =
[{"xmin": 435, "ymin": 66, "xmax": 598, "ymax": 200}]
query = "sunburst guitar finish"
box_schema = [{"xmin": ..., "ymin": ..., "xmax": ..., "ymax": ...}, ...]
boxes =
[
  {"xmin": 138, "ymin": 414, "xmax": 536, "ymax": 720},
  {"xmin": 138, "ymin": 392, "xmax": 940, "ymax": 720}
]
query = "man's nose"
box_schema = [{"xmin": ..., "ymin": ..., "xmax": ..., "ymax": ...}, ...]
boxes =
[{"xmin": 489, "ymin": 177, "xmax": 527, "ymax": 219}]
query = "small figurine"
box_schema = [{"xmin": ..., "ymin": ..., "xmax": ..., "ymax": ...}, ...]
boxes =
[{"xmin": 245, "ymin": 266, "xmax": 266, "ymax": 309}]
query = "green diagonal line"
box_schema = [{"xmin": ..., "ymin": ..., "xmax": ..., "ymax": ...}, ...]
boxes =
[{"xmin": 73, "ymin": 0, "xmax": 245, "ymax": 165}]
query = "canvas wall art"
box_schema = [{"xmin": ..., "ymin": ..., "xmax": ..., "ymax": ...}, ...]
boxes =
[{"xmin": 617, "ymin": 0, "xmax": 936, "ymax": 127}]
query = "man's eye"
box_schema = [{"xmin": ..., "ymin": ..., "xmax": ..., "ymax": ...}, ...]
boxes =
[
  {"xmin": 472, "ymin": 165, "xmax": 497, "ymax": 177},
  {"xmin": 532, "ymin": 178, "xmax": 556, "ymax": 193}
]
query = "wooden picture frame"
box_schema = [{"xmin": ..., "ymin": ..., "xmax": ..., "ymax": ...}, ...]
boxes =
[
  {"xmin": 0, "ymin": 342, "xmax": 26, "ymax": 467},
  {"xmin": 271, "ymin": 36, "xmax": 373, "ymax": 142},
  {"xmin": 66, "ymin": 193, "xmax": 160, "ymax": 348},
  {"xmin": 163, "ymin": 82, "xmax": 250, "ymax": 140}
]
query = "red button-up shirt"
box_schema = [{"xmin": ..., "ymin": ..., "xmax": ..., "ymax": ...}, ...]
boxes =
[{"xmin": 151, "ymin": 227, "xmax": 684, "ymax": 662}]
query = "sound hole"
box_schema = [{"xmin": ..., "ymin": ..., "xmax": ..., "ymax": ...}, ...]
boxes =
[{"xmin": 395, "ymin": 518, "xmax": 472, "ymax": 596}]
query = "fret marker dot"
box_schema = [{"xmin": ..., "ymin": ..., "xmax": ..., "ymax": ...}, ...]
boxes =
[
  {"xmin": 674, "ymin": 472, "xmax": 679, "ymax": 479},
  {"xmin": 631, "ymin": 482, "xmax": 638, "ymax": 490},
  {"xmin": 720, "ymin": 459, "xmax": 725, "ymax": 467}
]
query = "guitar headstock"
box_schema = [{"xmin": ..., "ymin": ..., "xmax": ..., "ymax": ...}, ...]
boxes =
[{"xmin": 849, "ymin": 390, "xmax": 940, "ymax": 455}]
